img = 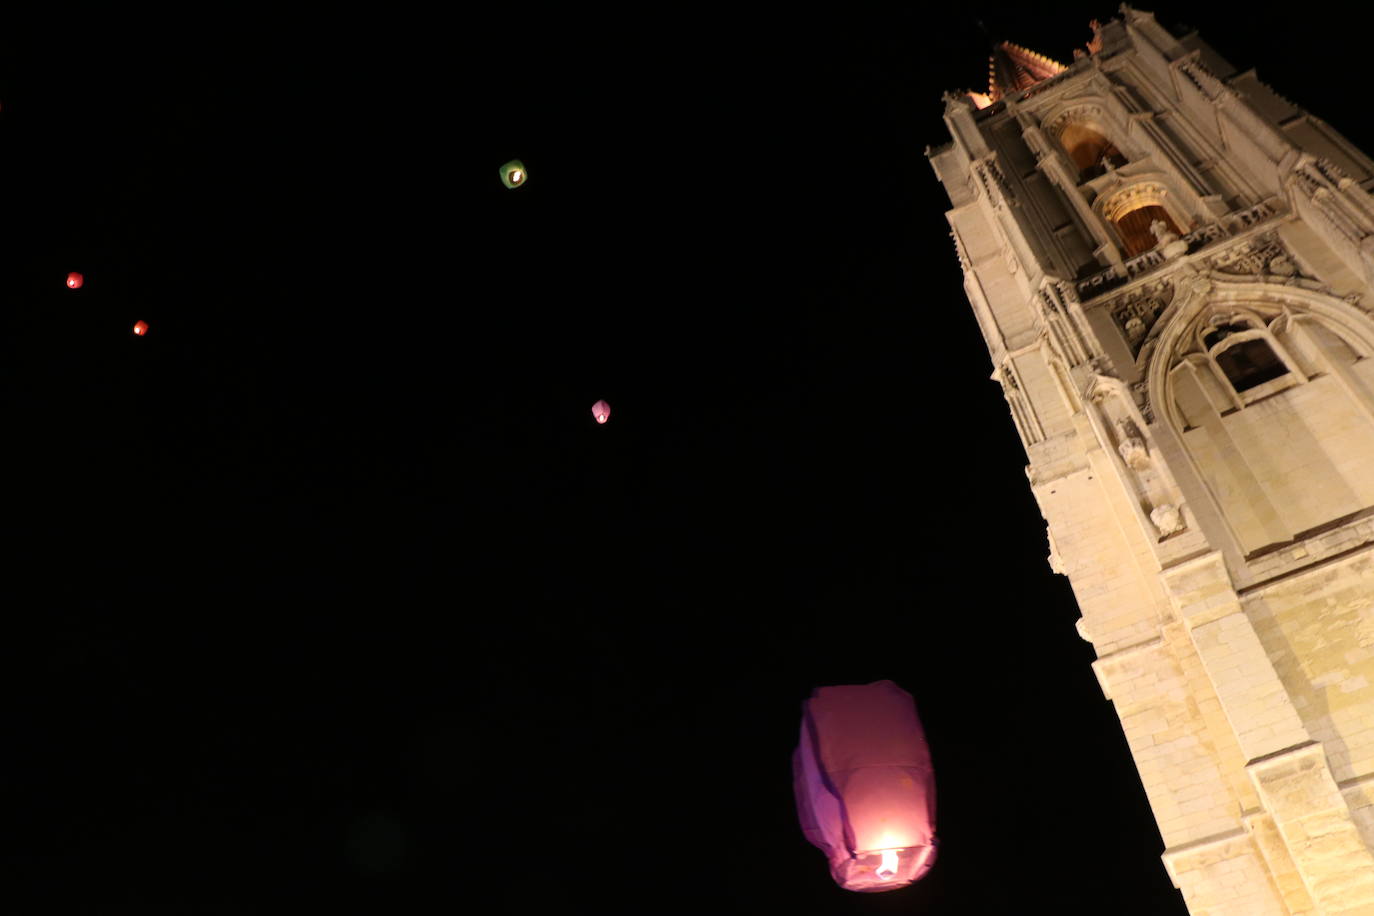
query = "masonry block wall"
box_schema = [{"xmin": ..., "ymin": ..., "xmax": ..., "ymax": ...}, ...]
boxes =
[{"xmin": 930, "ymin": 5, "xmax": 1374, "ymax": 913}]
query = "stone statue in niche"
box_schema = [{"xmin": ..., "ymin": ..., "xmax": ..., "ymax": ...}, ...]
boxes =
[
  {"xmin": 1150, "ymin": 503, "xmax": 1185, "ymax": 537},
  {"xmin": 1150, "ymin": 219, "xmax": 1188, "ymax": 259},
  {"xmin": 1116, "ymin": 419, "xmax": 1151, "ymax": 470},
  {"xmin": 1123, "ymin": 315, "xmax": 1147, "ymax": 343},
  {"xmin": 1095, "ymin": 381, "xmax": 1189, "ymax": 543}
]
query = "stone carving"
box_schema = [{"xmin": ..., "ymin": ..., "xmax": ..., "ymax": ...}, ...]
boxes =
[
  {"xmin": 1267, "ymin": 254, "xmax": 1296, "ymax": 277},
  {"xmin": 1231, "ymin": 200, "xmax": 1277, "ymax": 230},
  {"xmin": 1204, "ymin": 231, "xmax": 1314, "ymax": 281},
  {"xmin": 1150, "ymin": 503, "xmax": 1185, "ymax": 536},
  {"xmin": 1116, "ymin": 419, "xmax": 1150, "ymax": 469},
  {"xmin": 1108, "ymin": 280, "xmax": 1175, "ymax": 355},
  {"xmin": 1129, "ymin": 380, "xmax": 1156, "ymax": 425}
]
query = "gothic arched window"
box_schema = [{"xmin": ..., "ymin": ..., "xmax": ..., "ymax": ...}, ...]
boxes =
[
  {"xmin": 1057, "ymin": 121, "xmax": 1127, "ymax": 180},
  {"xmin": 1099, "ymin": 184, "xmax": 1189, "ymax": 258},
  {"xmin": 1198, "ymin": 313, "xmax": 1302, "ymax": 402},
  {"xmin": 1114, "ymin": 204, "xmax": 1182, "ymax": 257}
]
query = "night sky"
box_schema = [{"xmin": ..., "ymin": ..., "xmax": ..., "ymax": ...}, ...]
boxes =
[{"xmin": 3, "ymin": 6, "xmax": 1370, "ymax": 914}]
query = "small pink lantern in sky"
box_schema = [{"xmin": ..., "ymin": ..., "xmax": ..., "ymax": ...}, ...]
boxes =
[
  {"xmin": 591, "ymin": 399, "xmax": 611, "ymax": 425},
  {"xmin": 66, "ymin": 271, "xmax": 84, "ymax": 289},
  {"xmin": 793, "ymin": 679, "xmax": 938, "ymax": 892},
  {"xmin": 132, "ymin": 320, "xmax": 149, "ymax": 336}
]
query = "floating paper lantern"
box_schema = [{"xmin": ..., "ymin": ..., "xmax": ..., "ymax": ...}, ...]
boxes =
[
  {"xmin": 793, "ymin": 680, "xmax": 937, "ymax": 893},
  {"xmin": 591, "ymin": 400, "xmax": 611, "ymax": 424},
  {"xmin": 66, "ymin": 272, "xmax": 84, "ymax": 289},
  {"xmin": 499, "ymin": 159, "xmax": 527, "ymax": 189},
  {"xmin": 132, "ymin": 320, "xmax": 149, "ymax": 336}
]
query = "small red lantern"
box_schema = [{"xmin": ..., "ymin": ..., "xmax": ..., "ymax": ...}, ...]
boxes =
[
  {"xmin": 66, "ymin": 272, "xmax": 84, "ymax": 289},
  {"xmin": 132, "ymin": 320, "xmax": 149, "ymax": 336},
  {"xmin": 591, "ymin": 399, "xmax": 611, "ymax": 424}
]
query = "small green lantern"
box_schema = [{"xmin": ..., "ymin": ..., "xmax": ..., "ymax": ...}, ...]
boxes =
[{"xmin": 500, "ymin": 159, "xmax": 528, "ymax": 189}]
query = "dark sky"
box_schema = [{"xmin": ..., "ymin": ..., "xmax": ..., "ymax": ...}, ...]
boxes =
[{"xmin": 2, "ymin": 5, "xmax": 1368, "ymax": 914}]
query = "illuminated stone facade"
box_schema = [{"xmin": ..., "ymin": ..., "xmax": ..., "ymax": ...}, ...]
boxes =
[{"xmin": 930, "ymin": 7, "xmax": 1374, "ymax": 914}]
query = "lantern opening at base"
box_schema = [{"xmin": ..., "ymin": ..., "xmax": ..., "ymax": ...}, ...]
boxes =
[
  {"xmin": 792, "ymin": 679, "xmax": 938, "ymax": 892},
  {"xmin": 500, "ymin": 159, "xmax": 527, "ymax": 189}
]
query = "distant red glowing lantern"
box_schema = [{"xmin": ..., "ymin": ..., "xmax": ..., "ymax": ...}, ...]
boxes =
[
  {"xmin": 591, "ymin": 400, "xmax": 611, "ymax": 424},
  {"xmin": 66, "ymin": 272, "xmax": 84, "ymax": 289},
  {"xmin": 793, "ymin": 680, "xmax": 938, "ymax": 893},
  {"xmin": 132, "ymin": 320, "xmax": 148, "ymax": 336}
]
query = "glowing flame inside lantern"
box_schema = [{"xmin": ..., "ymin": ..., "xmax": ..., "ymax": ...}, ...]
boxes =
[
  {"xmin": 133, "ymin": 320, "xmax": 148, "ymax": 336},
  {"xmin": 875, "ymin": 849, "xmax": 899, "ymax": 880},
  {"xmin": 66, "ymin": 272, "xmax": 83, "ymax": 289},
  {"xmin": 500, "ymin": 159, "xmax": 527, "ymax": 189},
  {"xmin": 591, "ymin": 400, "xmax": 611, "ymax": 424}
]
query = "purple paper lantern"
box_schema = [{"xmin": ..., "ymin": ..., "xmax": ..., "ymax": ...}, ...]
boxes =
[
  {"xmin": 591, "ymin": 399, "xmax": 611, "ymax": 425},
  {"xmin": 793, "ymin": 679, "xmax": 937, "ymax": 892}
]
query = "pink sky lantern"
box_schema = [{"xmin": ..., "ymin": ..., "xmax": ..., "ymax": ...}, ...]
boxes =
[
  {"xmin": 591, "ymin": 399, "xmax": 611, "ymax": 424},
  {"xmin": 793, "ymin": 680, "xmax": 938, "ymax": 892},
  {"xmin": 66, "ymin": 272, "xmax": 84, "ymax": 289},
  {"xmin": 132, "ymin": 320, "xmax": 148, "ymax": 336}
]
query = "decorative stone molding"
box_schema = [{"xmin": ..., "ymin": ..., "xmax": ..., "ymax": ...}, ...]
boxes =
[
  {"xmin": 1076, "ymin": 224, "xmax": 1227, "ymax": 299},
  {"xmin": 973, "ymin": 155, "xmax": 1017, "ymax": 209},
  {"xmin": 950, "ymin": 230, "xmax": 972, "ymax": 270},
  {"xmin": 1129, "ymin": 380, "xmax": 1156, "ymax": 425},
  {"xmin": 1037, "ymin": 278, "xmax": 1100, "ymax": 367},
  {"xmin": 1100, "ymin": 181, "xmax": 1173, "ymax": 224},
  {"xmin": 1204, "ymin": 231, "xmax": 1310, "ymax": 279},
  {"xmin": 1042, "ymin": 102, "xmax": 1111, "ymax": 141}
]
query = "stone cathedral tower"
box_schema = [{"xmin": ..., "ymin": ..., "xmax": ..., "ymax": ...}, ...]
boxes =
[{"xmin": 928, "ymin": 6, "xmax": 1374, "ymax": 915}]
